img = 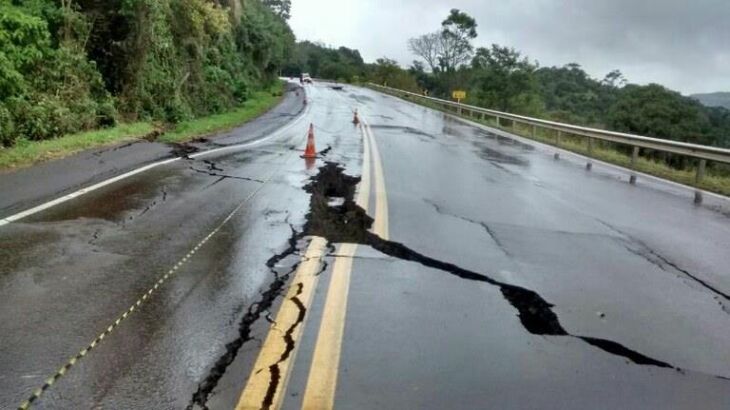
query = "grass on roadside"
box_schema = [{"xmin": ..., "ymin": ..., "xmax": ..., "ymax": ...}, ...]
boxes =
[
  {"xmin": 0, "ymin": 81, "xmax": 285, "ymax": 171},
  {"xmin": 376, "ymin": 87, "xmax": 730, "ymax": 197},
  {"xmin": 161, "ymin": 82, "xmax": 285, "ymax": 144},
  {"xmin": 0, "ymin": 122, "xmax": 155, "ymax": 171}
]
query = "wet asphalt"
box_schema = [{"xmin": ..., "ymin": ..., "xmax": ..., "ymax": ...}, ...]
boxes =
[{"xmin": 2, "ymin": 81, "xmax": 730, "ymax": 409}]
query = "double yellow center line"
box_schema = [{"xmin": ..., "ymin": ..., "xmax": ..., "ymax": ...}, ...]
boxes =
[{"xmin": 237, "ymin": 117, "xmax": 388, "ymax": 409}]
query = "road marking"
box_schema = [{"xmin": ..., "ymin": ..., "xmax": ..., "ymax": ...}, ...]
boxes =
[
  {"xmin": 0, "ymin": 95, "xmax": 310, "ymax": 228},
  {"xmin": 365, "ymin": 119, "xmax": 390, "ymax": 239},
  {"xmin": 236, "ymin": 237, "xmax": 328, "ymax": 410},
  {"xmin": 16, "ymin": 134, "xmax": 305, "ymax": 409},
  {"xmin": 300, "ymin": 118, "xmax": 389, "ymax": 409},
  {"xmin": 300, "ymin": 243, "xmax": 356, "ymax": 410},
  {"xmin": 300, "ymin": 124, "xmax": 372, "ymax": 409}
]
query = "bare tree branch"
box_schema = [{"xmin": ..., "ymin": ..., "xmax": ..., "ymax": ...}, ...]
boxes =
[{"xmin": 407, "ymin": 32, "xmax": 442, "ymax": 72}]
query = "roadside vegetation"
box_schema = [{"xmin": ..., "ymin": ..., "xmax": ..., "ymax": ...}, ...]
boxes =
[
  {"xmin": 0, "ymin": 122, "xmax": 153, "ymax": 169},
  {"xmin": 0, "ymin": 81, "xmax": 284, "ymax": 170},
  {"xmin": 161, "ymin": 82, "xmax": 284, "ymax": 143},
  {"xmin": 0, "ymin": 0, "xmax": 293, "ymax": 168},
  {"xmin": 283, "ymin": 8, "xmax": 730, "ymax": 195}
]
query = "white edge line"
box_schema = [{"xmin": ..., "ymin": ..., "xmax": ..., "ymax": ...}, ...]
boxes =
[{"xmin": 0, "ymin": 88, "xmax": 309, "ymax": 228}]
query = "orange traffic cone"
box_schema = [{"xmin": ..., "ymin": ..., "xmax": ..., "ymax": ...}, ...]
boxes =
[
  {"xmin": 353, "ymin": 109, "xmax": 360, "ymax": 125},
  {"xmin": 303, "ymin": 124, "xmax": 317, "ymax": 159}
]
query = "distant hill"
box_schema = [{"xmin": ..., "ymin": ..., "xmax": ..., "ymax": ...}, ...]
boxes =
[{"xmin": 691, "ymin": 92, "xmax": 730, "ymax": 109}]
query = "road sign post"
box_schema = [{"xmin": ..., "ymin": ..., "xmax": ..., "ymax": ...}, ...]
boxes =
[{"xmin": 452, "ymin": 90, "xmax": 466, "ymax": 115}]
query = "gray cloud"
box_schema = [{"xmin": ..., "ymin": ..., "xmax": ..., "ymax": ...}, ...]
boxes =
[{"xmin": 289, "ymin": 0, "xmax": 730, "ymax": 94}]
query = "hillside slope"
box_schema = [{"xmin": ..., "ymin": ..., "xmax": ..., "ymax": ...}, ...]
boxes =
[{"xmin": 691, "ymin": 92, "xmax": 730, "ymax": 109}]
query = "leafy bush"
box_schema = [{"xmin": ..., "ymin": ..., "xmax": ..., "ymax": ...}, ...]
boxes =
[{"xmin": 0, "ymin": 0, "xmax": 293, "ymax": 146}]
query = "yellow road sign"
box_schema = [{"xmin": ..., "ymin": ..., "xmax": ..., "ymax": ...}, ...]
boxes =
[{"xmin": 452, "ymin": 90, "xmax": 466, "ymax": 101}]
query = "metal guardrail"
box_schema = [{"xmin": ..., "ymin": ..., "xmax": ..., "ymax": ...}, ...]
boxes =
[{"xmin": 368, "ymin": 83, "xmax": 730, "ymax": 203}]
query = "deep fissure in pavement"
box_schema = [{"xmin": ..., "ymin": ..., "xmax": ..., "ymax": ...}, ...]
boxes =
[
  {"xmin": 262, "ymin": 282, "xmax": 307, "ymax": 409},
  {"xmin": 303, "ymin": 162, "xmax": 675, "ymax": 369},
  {"xmin": 190, "ymin": 161, "xmax": 689, "ymax": 409},
  {"xmin": 187, "ymin": 225, "xmax": 305, "ymax": 410}
]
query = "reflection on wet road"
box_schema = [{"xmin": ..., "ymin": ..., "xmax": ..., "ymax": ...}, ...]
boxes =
[{"xmin": 2, "ymin": 82, "xmax": 730, "ymax": 409}]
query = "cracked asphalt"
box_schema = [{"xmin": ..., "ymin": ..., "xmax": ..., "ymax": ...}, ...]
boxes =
[{"xmin": 2, "ymin": 81, "xmax": 730, "ymax": 409}]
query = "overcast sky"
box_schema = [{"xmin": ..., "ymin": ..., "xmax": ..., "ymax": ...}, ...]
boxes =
[{"xmin": 289, "ymin": 0, "xmax": 729, "ymax": 95}]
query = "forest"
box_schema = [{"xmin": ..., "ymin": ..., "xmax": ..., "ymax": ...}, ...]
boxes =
[
  {"xmin": 284, "ymin": 9, "xmax": 730, "ymax": 149},
  {"xmin": 0, "ymin": 0, "xmax": 293, "ymax": 147},
  {"xmin": 2, "ymin": 3, "xmax": 728, "ymax": 153}
]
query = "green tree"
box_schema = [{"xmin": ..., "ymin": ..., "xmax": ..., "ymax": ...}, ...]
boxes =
[
  {"xmin": 369, "ymin": 58, "xmax": 419, "ymax": 91},
  {"xmin": 282, "ymin": 42, "xmax": 366, "ymax": 83},
  {"xmin": 608, "ymin": 84, "xmax": 711, "ymax": 144},
  {"xmin": 535, "ymin": 63, "xmax": 609, "ymax": 125},
  {"xmin": 0, "ymin": 0, "xmax": 294, "ymax": 145},
  {"xmin": 439, "ymin": 9, "xmax": 477, "ymax": 72},
  {"xmin": 470, "ymin": 45, "xmax": 543, "ymax": 115}
]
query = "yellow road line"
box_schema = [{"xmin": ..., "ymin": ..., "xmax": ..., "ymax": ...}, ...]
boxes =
[
  {"xmin": 301, "ymin": 118, "xmax": 390, "ymax": 409},
  {"xmin": 236, "ymin": 236, "xmax": 328, "ymax": 410},
  {"xmin": 357, "ymin": 122, "xmax": 372, "ymax": 209},
  {"xmin": 365, "ymin": 120, "xmax": 390, "ymax": 239},
  {"xmin": 301, "ymin": 124, "xmax": 372, "ymax": 409},
  {"xmin": 300, "ymin": 242, "xmax": 357, "ymax": 409}
]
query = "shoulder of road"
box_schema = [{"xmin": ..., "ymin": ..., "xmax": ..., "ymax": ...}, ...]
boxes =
[{"xmin": 0, "ymin": 82, "xmax": 305, "ymax": 219}]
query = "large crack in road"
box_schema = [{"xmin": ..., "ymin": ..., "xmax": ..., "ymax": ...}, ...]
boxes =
[
  {"xmin": 300, "ymin": 162, "xmax": 692, "ymax": 373},
  {"xmin": 187, "ymin": 225, "xmax": 305, "ymax": 410},
  {"xmin": 189, "ymin": 160, "xmax": 725, "ymax": 410},
  {"xmin": 598, "ymin": 220, "xmax": 730, "ymax": 304}
]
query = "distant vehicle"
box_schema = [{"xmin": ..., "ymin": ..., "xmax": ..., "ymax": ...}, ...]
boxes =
[{"xmin": 301, "ymin": 73, "xmax": 313, "ymax": 84}]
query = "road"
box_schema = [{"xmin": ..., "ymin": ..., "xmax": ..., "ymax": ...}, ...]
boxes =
[{"xmin": 1, "ymin": 81, "xmax": 730, "ymax": 409}]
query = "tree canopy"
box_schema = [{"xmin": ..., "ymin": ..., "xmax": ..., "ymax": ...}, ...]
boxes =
[
  {"xmin": 0, "ymin": 0, "xmax": 294, "ymax": 146},
  {"xmin": 401, "ymin": 9, "xmax": 730, "ymax": 148}
]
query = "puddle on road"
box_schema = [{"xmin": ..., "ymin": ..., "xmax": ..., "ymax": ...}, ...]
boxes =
[
  {"xmin": 348, "ymin": 93, "xmax": 374, "ymax": 104},
  {"xmin": 26, "ymin": 170, "xmax": 178, "ymax": 224},
  {"xmin": 474, "ymin": 129, "xmax": 535, "ymax": 150},
  {"xmin": 368, "ymin": 125, "xmax": 436, "ymax": 140},
  {"xmin": 0, "ymin": 226, "xmax": 61, "ymax": 275},
  {"xmin": 475, "ymin": 146, "xmax": 528, "ymax": 166}
]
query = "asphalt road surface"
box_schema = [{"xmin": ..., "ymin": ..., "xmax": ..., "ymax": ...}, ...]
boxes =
[{"xmin": 1, "ymin": 81, "xmax": 730, "ymax": 410}]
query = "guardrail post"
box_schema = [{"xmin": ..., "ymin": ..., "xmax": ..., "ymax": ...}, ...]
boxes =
[
  {"xmin": 629, "ymin": 146, "xmax": 639, "ymax": 184},
  {"xmin": 554, "ymin": 131, "xmax": 561, "ymax": 160},
  {"xmin": 586, "ymin": 137, "xmax": 594, "ymax": 170},
  {"xmin": 531, "ymin": 124, "xmax": 537, "ymax": 138},
  {"xmin": 694, "ymin": 159, "xmax": 707, "ymax": 204}
]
